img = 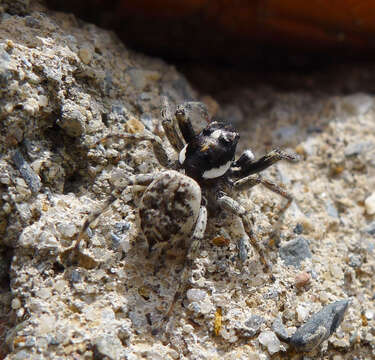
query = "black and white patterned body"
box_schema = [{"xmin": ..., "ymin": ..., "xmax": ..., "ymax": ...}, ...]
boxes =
[{"xmin": 178, "ymin": 122, "xmax": 239, "ymax": 181}]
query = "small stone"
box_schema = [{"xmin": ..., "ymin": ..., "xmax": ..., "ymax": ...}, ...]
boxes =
[
  {"xmin": 364, "ymin": 309, "xmax": 374, "ymax": 320},
  {"xmin": 365, "ymin": 193, "xmax": 375, "ymax": 215},
  {"xmin": 362, "ymin": 222, "xmax": 375, "ymax": 235},
  {"xmin": 124, "ymin": 117, "xmax": 145, "ymax": 134},
  {"xmin": 236, "ymin": 237, "xmax": 248, "ymax": 263},
  {"xmin": 290, "ymin": 299, "xmax": 350, "ymax": 352},
  {"xmin": 242, "ymin": 314, "xmax": 265, "ymax": 337},
  {"xmin": 272, "ymin": 317, "xmax": 290, "ymax": 341},
  {"xmin": 186, "ymin": 288, "xmax": 207, "ymax": 302},
  {"xmin": 348, "ymin": 254, "xmax": 362, "ymax": 268},
  {"xmin": 94, "ymin": 335, "xmax": 123, "ymax": 360},
  {"xmin": 78, "ymin": 48, "xmax": 92, "ymax": 64},
  {"xmin": 12, "ymin": 149, "xmax": 42, "ymax": 194},
  {"xmin": 344, "ymin": 142, "xmax": 366, "ymax": 157},
  {"xmin": 295, "ymin": 271, "xmax": 311, "ymax": 288},
  {"xmin": 293, "ymin": 223, "xmax": 303, "ymax": 235},
  {"xmin": 11, "ymin": 297, "xmax": 22, "ymax": 310},
  {"xmin": 58, "ymin": 101, "xmax": 86, "ymax": 137},
  {"xmin": 296, "ymin": 304, "xmax": 310, "ymax": 322},
  {"xmin": 211, "ymin": 235, "xmax": 230, "ymax": 247},
  {"xmin": 279, "ymin": 237, "xmax": 312, "ymax": 268},
  {"xmin": 56, "ymin": 222, "xmax": 77, "ymax": 238},
  {"xmin": 258, "ymin": 331, "xmax": 281, "ymax": 355}
]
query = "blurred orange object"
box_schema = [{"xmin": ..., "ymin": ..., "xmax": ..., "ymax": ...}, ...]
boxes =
[
  {"xmin": 117, "ymin": 0, "xmax": 375, "ymax": 49},
  {"xmin": 48, "ymin": 0, "xmax": 375, "ymax": 62}
]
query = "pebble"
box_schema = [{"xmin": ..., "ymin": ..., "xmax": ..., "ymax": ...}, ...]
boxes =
[
  {"xmin": 364, "ymin": 309, "xmax": 374, "ymax": 320},
  {"xmin": 258, "ymin": 331, "xmax": 281, "ymax": 355},
  {"xmin": 344, "ymin": 142, "xmax": 367, "ymax": 157},
  {"xmin": 365, "ymin": 193, "xmax": 375, "ymax": 215},
  {"xmin": 296, "ymin": 304, "xmax": 310, "ymax": 322},
  {"xmin": 295, "ymin": 271, "xmax": 311, "ymax": 288},
  {"xmin": 242, "ymin": 314, "xmax": 265, "ymax": 337},
  {"xmin": 12, "ymin": 149, "xmax": 42, "ymax": 194},
  {"xmin": 279, "ymin": 237, "xmax": 312, "ymax": 268},
  {"xmin": 290, "ymin": 299, "xmax": 350, "ymax": 352},
  {"xmin": 11, "ymin": 297, "xmax": 22, "ymax": 310},
  {"xmin": 186, "ymin": 288, "xmax": 207, "ymax": 302},
  {"xmin": 94, "ymin": 335, "xmax": 123, "ymax": 360},
  {"xmin": 236, "ymin": 237, "xmax": 248, "ymax": 263},
  {"xmin": 362, "ymin": 221, "xmax": 375, "ymax": 235},
  {"xmin": 293, "ymin": 223, "xmax": 303, "ymax": 235},
  {"xmin": 78, "ymin": 48, "xmax": 92, "ymax": 64},
  {"xmin": 272, "ymin": 317, "xmax": 290, "ymax": 341}
]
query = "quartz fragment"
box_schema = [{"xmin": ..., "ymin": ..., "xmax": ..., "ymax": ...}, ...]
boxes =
[{"xmin": 258, "ymin": 331, "xmax": 281, "ymax": 355}]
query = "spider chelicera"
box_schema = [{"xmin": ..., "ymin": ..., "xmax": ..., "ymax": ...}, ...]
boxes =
[{"xmin": 63, "ymin": 97, "xmax": 298, "ymax": 331}]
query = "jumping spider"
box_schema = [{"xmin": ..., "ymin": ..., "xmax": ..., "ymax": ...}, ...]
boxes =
[{"xmin": 65, "ymin": 97, "xmax": 298, "ymax": 330}]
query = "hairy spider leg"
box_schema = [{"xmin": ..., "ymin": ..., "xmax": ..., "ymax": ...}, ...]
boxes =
[
  {"xmin": 154, "ymin": 205, "xmax": 208, "ymax": 334},
  {"xmin": 175, "ymin": 101, "xmax": 209, "ymax": 144},
  {"xmin": 216, "ymin": 192, "xmax": 273, "ymax": 279},
  {"xmin": 231, "ymin": 148, "xmax": 299, "ymax": 179}
]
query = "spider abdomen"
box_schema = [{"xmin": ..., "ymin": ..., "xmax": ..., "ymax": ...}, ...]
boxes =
[{"xmin": 139, "ymin": 170, "xmax": 201, "ymax": 249}]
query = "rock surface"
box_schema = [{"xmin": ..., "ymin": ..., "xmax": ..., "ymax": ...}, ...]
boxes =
[{"xmin": 1, "ymin": 1, "xmax": 375, "ymax": 359}]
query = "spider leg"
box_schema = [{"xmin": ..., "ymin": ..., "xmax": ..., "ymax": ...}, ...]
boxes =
[
  {"xmin": 157, "ymin": 205, "xmax": 208, "ymax": 330},
  {"xmin": 231, "ymin": 148, "xmax": 298, "ymax": 179},
  {"xmin": 160, "ymin": 96, "xmax": 186, "ymax": 153},
  {"xmin": 216, "ymin": 192, "xmax": 273, "ymax": 278},
  {"xmin": 175, "ymin": 101, "xmax": 209, "ymax": 144},
  {"xmin": 60, "ymin": 173, "xmax": 155, "ymax": 266},
  {"xmin": 233, "ymin": 174, "xmax": 293, "ymax": 213},
  {"xmin": 93, "ymin": 130, "xmax": 172, "ymax": 168}
]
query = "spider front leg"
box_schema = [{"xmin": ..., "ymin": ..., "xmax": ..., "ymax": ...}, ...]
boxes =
[
  {"xmin": 155, "ymin": 204, "xmax": 208, "ymax": 332},
  {"xmin": 175, "ymin": 101, "xmax": 209, "ymax": 144},
  {"xmin": 233, "ymin": 174, "xmax": 294, "ymax": 214},
  {"xmin": 216, "ymin": 192, "xmax": 272, "ymax": 277},
  {"xmin": 160, "ymin": 96, "xmax": 185, "ymax": 152},
  {"xmin": 93, "ymin": 130, "xmax": 172, "ymax": 168},
  {"xmin": 231, "ymin": 148, "xmax": 299, "ymax": 178},
  {"xmin": 60, "ymin": 173, "xmax": 155, "ymax": 266}
]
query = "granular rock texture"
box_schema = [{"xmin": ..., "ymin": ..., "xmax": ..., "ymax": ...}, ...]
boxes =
[{"xmin": 1, "ymin": 1, "xmax": 375, "ymax": 359}]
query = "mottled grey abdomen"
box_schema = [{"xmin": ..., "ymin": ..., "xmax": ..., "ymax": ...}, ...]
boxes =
[{"xmin": 139, "ymin": 170, "xmax": 201, "ymax": 248}]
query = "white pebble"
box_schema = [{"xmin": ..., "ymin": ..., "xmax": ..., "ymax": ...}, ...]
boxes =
[
  {"xmin": 258, "ymin": 331, "xmax": 281, "ymax": 355},
  {"xmin": 365, "ymin": 309, "xmax": 374, "ymax": 320},
  {"xmin": 365, "ymin": 193, "xmax": 375, "ymax": 215},
  {"xmin": 186, "ymin": 288, "xmax": 207, "ymax": 302},
  {"xmin": 296, "ymin": 304, "xmax": 310, "ymax": 322},
  {"xmin": 11, "ymin": 297, "xmax": 21, "ymax": 310}
]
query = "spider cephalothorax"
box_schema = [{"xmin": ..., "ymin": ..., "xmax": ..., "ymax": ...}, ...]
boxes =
[
  {"xmin": 67, "ymin": 97, "xmax": 298, "ymax": 332},
  {"xmin": 179, "ymin": 121, "xmax": 240, "ymax": 181}
]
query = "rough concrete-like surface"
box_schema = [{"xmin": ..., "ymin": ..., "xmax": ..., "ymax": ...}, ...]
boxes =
[{"xmin": 1, "ymin": 1, "xmax": 375, "ymax": 359}]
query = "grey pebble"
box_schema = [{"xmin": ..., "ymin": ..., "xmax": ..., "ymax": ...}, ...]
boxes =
[
  {"xmin": 272, "ymin": 316, "xmax": 290, "ymax": 341},
  {"xmin": 241, "ymin": 314, "xmax": 265, "ymax": 338},
  {"xmin": 293, "ymin": 223, "xmax": 303, "ymax": 235},
  {"xmin": 236, "ymin": 237, "xmax": 248, "ymax": 263},
  {"xmin": 344, "ymin": 142, "xmax": 367, "ymax": 157},
  {"xmin": 12, "ymin": 149, "xmax": 42, "ymax": 194},
  {"xmin": 362, "ymin": 221, "xmax": 375, "ymax": 236},
  {"xmin": 279, "ymin": 237, "xmax": 312, "ymax": 268},
  {"xmin": 290, "ymin": 299, "xmax": 350, "ymax": 352}
]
